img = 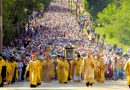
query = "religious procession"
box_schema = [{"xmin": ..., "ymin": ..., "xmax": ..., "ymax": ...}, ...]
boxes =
[
  {"xmin": 0, "ymin": 0, "xmax": 130, "ymax": 89},
  {"xmin": 0, "ymin": 45, "xmax": 130, "ymax": 88}
]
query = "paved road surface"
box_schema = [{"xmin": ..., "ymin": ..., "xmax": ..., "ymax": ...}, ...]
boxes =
[{"xmin": 1, "ymin": 80, "xmax": 129, "ymax": 90}]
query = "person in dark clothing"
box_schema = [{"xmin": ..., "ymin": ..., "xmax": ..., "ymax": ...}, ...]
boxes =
[
  {"xmin": 0, "ymin": 55, "xmax": 7, "ymax": 87},
  {"xmin": 97, "ymin": 33, "xmax": 100, "ymax": 41},
  {"xmin": 2, "ymin": 56, "xmax": 7, "ymax": 83},
  {"xmin": 21, "ymin": 61, "xmax": 27, "ymax": 81},
  {"xmin": 0, "ymin": 56, "xmax": 3, "ymax": 87},
  {"xmin": 11, "ymin": 57, "xmax": 18, "ymax": 84}
]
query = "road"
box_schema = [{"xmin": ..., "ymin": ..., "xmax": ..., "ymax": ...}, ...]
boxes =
[{"xmin": 1, "ymin": 80, "xmax": 129, "ymax": 90}]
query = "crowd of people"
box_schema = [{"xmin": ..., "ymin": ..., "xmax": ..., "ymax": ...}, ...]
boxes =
[
  {"xmin": 0, "ymin": 0, "xmax": 130, "ymax": 88},
  {"xmin": 0, "ymin": 47, "xmax": 130, "ymax": 88}
]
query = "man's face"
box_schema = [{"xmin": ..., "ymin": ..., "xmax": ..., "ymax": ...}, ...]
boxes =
[
  {"xmin": 32, "ymin": 55, "xmax": 37, "ymax": 60},
  {"xmin": 88, "ymin": 53, "xmax": 90, "ymax": 57}
]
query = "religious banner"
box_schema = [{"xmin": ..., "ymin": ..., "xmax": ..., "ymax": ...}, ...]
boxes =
[{"xmin": 65, "ymin": 45, "xmax": 74, "ymax": 60}]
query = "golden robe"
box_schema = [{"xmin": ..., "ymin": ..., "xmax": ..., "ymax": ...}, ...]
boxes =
[
  {"xmin": 36, "ymin": 60, "xmax": 42, "ymax": 84},
  {"xmin": 0, "ymin": 59, "xmax": 7, "ymax": 83},
  {"xmin": 57, "ymin": 60, "xmax": 69, "ymax": 83},
  {"xmin": 11, "ymin": 61, "xmax": 18, "ymax": 81},
  {"xmin": 99, "ymin": 59, "xmax": 105, "ymax": 83},
  {"xmin": 124, "ymin": 59, "xmax": 130, "ymax": 85},
  {"xmin": 0, "ymin": 59, "xmax": 6, "ymax": 66},
  {"xmin": 57, "ymin": 59, "xmax": 61, "ymax": 81},
  {"xmin": 74, "ymin": 58, "xmax": 83, "ymax": 76},
  {"xmin": 6, "ymin": 62, "xmax": 13, "ymax": 83},
  {"xmin": 41, "ymin": 59, "xmax": 54, "ymax": 82},
  {"xmin": 84, "ymin": 57, "xmax": 96, "ymax": 83},
  {"xmin": 26, "ymin": 60, "xmax": 38, "ymax": 85},
  {"xmin": 0, "ymin": 63, "xmax": 2, "ymax": 85},
  {"xmin": 94, "ymin": 59, "xmax": 100, "ymax": 82},
  {"xmin": 94, "ymin": 58, "xmax": 105, "ymax": 83},
  {"xmin": 72, "ymin": 58, "xmax": 83, "ymax": 81}
]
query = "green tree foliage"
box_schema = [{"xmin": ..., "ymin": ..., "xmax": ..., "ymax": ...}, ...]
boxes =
[
  {"xmin": 96, "ymin": 0, "xmax": 130, "ymax": 49},
  {"xmin": 83, "ymin": 0, "xmax": 112, "ymax": 19},
  {"xmin": 3, "ymin": 0, "xmax": 16, "ymax": 43},
  {"xmin": 83, "ymin": 0, "xmax": 130, "ymax": 50},
  {"xmin": 3, "ymin": 0, "xmax": 52, "ymax": 45},
  {"xmin": 41, "ymin": 0, "xmax": 52, "ymax": 9}
]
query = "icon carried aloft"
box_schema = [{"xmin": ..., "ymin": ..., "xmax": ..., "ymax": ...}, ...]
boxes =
[{"xmin": 64, "ymin": 45, "xmax": 75, "ymax": 60}]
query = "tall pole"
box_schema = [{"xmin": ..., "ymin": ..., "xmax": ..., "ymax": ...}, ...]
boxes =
[
  {"xmin": 76, "ymin": 0, "xmax": 78, "ymax": 19},
  {"xmin": 71, "ymin": 0, "xmax": 73, "ymax": 11},
  {"xmin": 68, "ymin": 0, "xmax": 70, "ymax": 7},
  {"xmin": 0, "ymin": 0, "xmax": 3, "ymax": 52}
]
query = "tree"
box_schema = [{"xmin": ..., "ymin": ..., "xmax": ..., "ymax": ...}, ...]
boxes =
[
  {"xmin": 83, "ymin": 0, "xmax": 112, "ymax": 19},
  {"xmin": 96, "ymin": 0, "xmax": 130, "ymax": 48},
  {"xmin": 3, "ymin": 0, "xmax": 52, "ymax": 45}
]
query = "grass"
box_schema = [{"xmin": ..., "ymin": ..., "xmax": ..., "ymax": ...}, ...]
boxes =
[{"xmin": 96, "ymin": 27, "xmax": 129, "ymax": 52}]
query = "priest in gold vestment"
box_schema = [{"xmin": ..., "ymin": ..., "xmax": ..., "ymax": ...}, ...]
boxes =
[
  {"xmin": 6, "ymin": 59, "xmax": 13, "ymax": 84},
  {"xmin": 11, "ymin": 59, "xmax": 18, "ymax": 84},
  {"xmin": 41, "ymin": 55, "xmax": 54, "ymax": 82},
  {"xmin": 124, "ymin": 58, "xmax": 130, "ymax": 88},
  {"xmin": 94, "ymin": 56, "xmax": 100, "ymax": 82},
  {"xmin": 57, "ymin": 56, "xmax": 69, "ymax": 83},
  {"xmin": 36, "ymin": 59, "xmax": 42, "ymax": 85},
  {"xmin": 72, "ymin": 54, "xmax": 83, "ymax": 82},
  {"xmin": 98, "ymin": 55, "xmax": 105, "ymax": 83},
  {"xmin": 83, "ymin": 52, "xmax": 96, "ymax": 87},
  {"xmin": 25, "ymin": 54, "xmax": 39, "ymax": 88},
  {"xmin": 95, "ymin": 55, "xmax": 105, "ymax": 83}
]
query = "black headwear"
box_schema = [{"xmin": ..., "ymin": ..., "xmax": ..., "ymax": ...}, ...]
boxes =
[{"xmin": 77, "ymin": 53, "xmax": 80, "ymax": 58}]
